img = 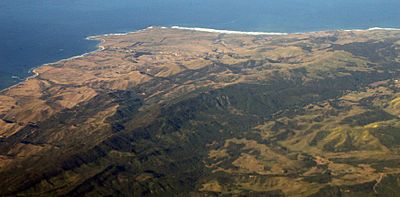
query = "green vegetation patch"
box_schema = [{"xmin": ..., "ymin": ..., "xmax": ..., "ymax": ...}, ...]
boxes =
[{"xmin": 341, "ymin": 109, "xmax": 397, "ymax": 126}]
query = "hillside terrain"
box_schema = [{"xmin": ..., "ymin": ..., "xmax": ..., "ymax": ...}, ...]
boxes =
[{"xmin": 1, "ymin": 27, "xmax": 400, "ymax": 196}]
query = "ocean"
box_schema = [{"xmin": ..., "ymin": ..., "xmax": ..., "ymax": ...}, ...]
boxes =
[{"xmin": 1, "ymin": 0, "xmax": 400, "ymax": 90}]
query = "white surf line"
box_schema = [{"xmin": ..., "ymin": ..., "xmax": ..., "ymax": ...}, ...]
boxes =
[
  {"xmin": 291, "ymin": 26, "xmax": 400, "ymax": 34},
  {"xmin": 87, "ymin": 26, "xmax": 156, "ymax": 39},
  {"xmin": 170, "ymin": 26, "xmax": 288, "ymax": 35},
  {"xmin": 171, "ymin": 26, "xmax": 400, "ymax": 36},
  {"xmin": 341, "ymin": 27, "xmax": 400, "ymax": 32},
  {"xmin": 368, "ymin": 27, "xmax": 400, "ymax": 31}
]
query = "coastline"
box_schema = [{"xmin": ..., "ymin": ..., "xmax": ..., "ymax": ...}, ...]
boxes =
[
  {"xmin": 0, "ymin": 38, "xmax": 104, "ymax": 94},
  {"xmin": 171, "ymin": 26, "xmax": 400, "ymax": 35},
  {"xmin": 170, "ymin": 26, "xmax": 289, "ymax": 35},
  {"xmin": 0, "ymin": 26, "xmax": 157, "ymax": 93},
  {"xmin": 1, "ymin": 25, "xmax": 400, "ymax": 93}
]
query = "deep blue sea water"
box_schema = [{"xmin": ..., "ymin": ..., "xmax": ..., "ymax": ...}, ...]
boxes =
[{"xmin": 1, "ymin": 0, "xmax": 400, "ymax": 89}]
